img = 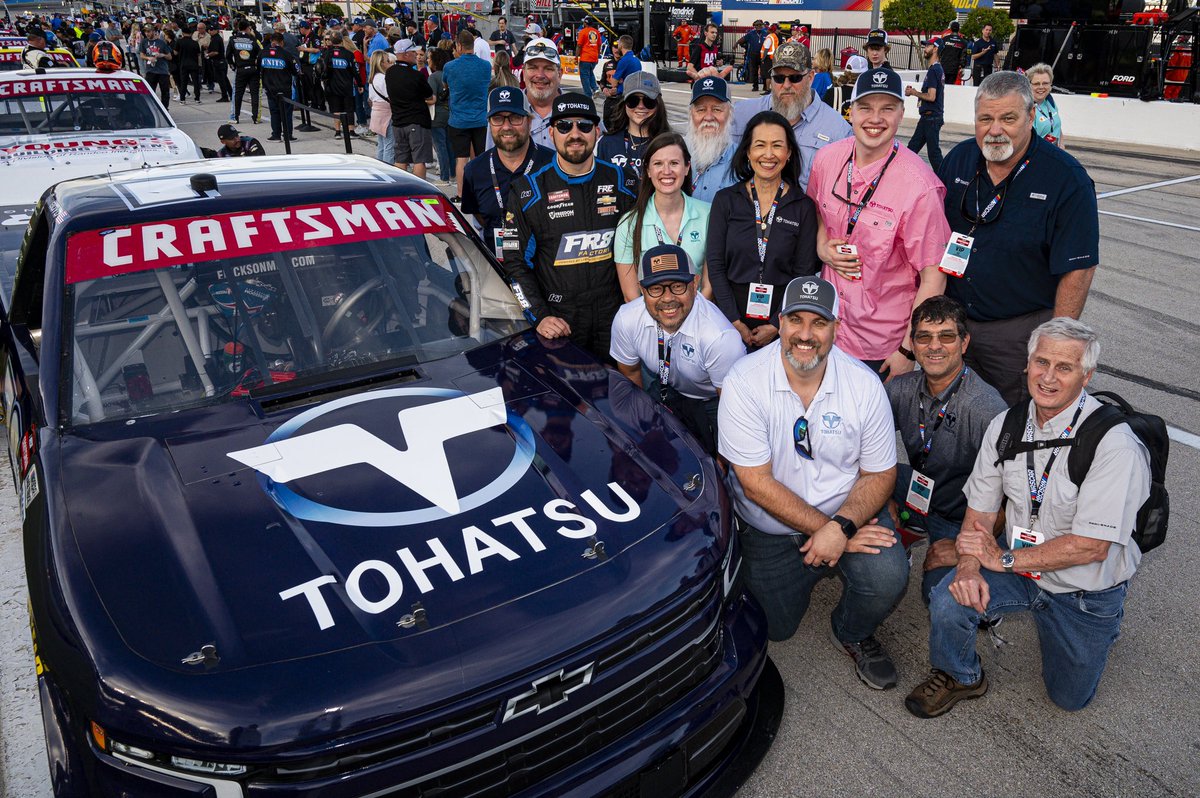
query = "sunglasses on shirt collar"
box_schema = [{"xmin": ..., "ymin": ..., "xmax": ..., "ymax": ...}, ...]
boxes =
[{"xmin": 794, "ymin": 416, "xmax": 814, "ymax": 460}]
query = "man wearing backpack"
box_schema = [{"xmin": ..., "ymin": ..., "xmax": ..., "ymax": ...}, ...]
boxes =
[{"xmin": 906, "ymin": 317, "xmax": 1153, "ymax": 719}]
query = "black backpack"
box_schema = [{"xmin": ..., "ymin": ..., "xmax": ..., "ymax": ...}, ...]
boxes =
[{"xmin": 994, "ymin": 391, "xmax": 1169, "ymax": 553}]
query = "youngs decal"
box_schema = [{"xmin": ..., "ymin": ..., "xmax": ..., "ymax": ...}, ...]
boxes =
[{"xmin": 228, "ymin": 387, "xmax": 642, "ymax": 630}]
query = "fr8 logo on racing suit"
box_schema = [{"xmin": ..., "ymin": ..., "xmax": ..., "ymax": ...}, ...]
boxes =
[{"xmin": 555, "ymin": 230, "xmax": 615, "ymax": 266}]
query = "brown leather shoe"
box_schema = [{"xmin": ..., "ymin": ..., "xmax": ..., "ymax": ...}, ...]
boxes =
[{"xmin": 905, "ymin": 669, "xmax": 989, "ymax": 718}]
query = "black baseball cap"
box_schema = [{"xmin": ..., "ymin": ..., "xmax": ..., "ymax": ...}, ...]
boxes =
[
  {"xmin": 691, "ymin": 75, "xmax": 730, "ymax": 104},
  {"xmin": 865, "ymin": 28, "xmax": 888, "ymax": 47},
  {"xmin": 852, "ymin": 67, "xmax": 904, "ymax": 102},
  {"xmin": 488, "ymin": 85, "xmax": 532, "ymax": 117},
  {"xmin": 639, "ymin": 245, "xmax": 693, "ymax": 287},
  {"xmin": 780, "ymin": 276, "xmax": 839, "ymax": 320},
  {"xmin": 217, "ymin": 123, "xmax": 241, "ymax": 140},
  {"xmin": 549, "ymin": 92, "xmax": 600, "ymax": 123}
]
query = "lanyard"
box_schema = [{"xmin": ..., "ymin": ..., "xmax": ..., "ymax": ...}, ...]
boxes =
[
  {"xmin": 915, "ymin": 367, "xmax": 968, "ymax": 470},
  {"xmin": 843, "ymin": 142, "xmax": 899, "ymax": 238},
  {"xmin": 488, "ymin": 151, "xmax": 536, "ymax": 215},
  {"xmin": 969, "ymin": 157, "xmax": 1029, "ymax": 235},
  {"xmin": 653, "ymin": 223, "xmax": 684, "ymax": 247},
  {"xmin": 749, "ymin": 182, "xmax": 780, "ymax": 273},
  {"xmin": 656, "ymin": 325, "xmax": 672, "ymax": 401},
  {"xmin": 1023, "ymin": 393, "xmax": 1086, "ymax": 525}
]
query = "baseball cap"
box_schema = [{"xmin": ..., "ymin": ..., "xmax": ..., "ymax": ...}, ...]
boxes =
[
  {"xmin": 298, "ymin": 20, "xmax": 311, "ymax": 28},
  {"xmin": 772, "ymin": 41, "xmax": 812, "ymax": 73},
  {"xmin": 352, "ymin": 17, "xmax": 364, "ymax": 25},
  {"xmin": 394, "ymin": 38, "xmax": 418, "ymax": 54},
  {"xmin": 217, "ymin": 123, "xmax": 240, "ymax": 140},
  {"xmin": 622, "ymin": 71, "xmax": 660, "ymax": 99},
  {"xmin": 852, "ymin": 67, "xmax": 904, "ymax": 102},
  {"xmin": 26, "ymin": 27, "xmax": 46, "ymax": 39},
  {"xmin": 779, "ymin": 276, "xmax": 839, "ymax": 321},
  {"xmin": 920, "ymin": 37, "xmax": 938, "ymax": 46},
  {"xmin": 328, "ymin": 17, "xmax": 341, "ymax": 26},
  {"xmin": 691, "ymin": 75, "xmax": 730, "ymax": 104},
  {"xmin": 489, "ymin": 85, "xmax": 532, "ymax": 117},
  {"xmin": 549, "ymin": 92, "xmax": 600, "ymax": 123},
  {"xmin": 865, "ymin": 28, "xmax": 888, "ymax": 47},
  {"xmin": 639, "ymin": 245, "xmax": 693, "ymax": 288},
  {"xmin": 845, "ymin": 54, "xmax": 870, "ymax": 73},
  {"xmin": 523, "ymin": 36, "xmax": 559, "ymax": 64}
]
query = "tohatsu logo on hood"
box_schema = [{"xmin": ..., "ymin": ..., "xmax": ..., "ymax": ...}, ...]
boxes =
[{"xmin": 228, "ymin": 387, "xmax": 536, "ymax": 526}]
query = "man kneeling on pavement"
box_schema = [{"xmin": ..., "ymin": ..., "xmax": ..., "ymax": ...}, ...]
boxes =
[
  {"xmin": 719, "ymin": 276, "xmax": 908, "ymax": 690},
  {"xmin": 907, "ymin": 317, "xmax": 1150, "ymax": 717}
]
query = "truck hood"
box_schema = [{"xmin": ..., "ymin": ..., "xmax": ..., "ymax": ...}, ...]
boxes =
[
  {"xmin": 0, "ymin": 128, "xmax": 202, "ymax": 205},
  {"xmin": 58, "ymin": 343, "xmax": 717, "ymax": 688}
]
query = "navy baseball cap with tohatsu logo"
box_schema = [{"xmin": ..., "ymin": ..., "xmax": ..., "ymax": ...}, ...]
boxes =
[
  {"xmin": 488, "ymin": 86, "xmax": 533, "ymax": 117},
  {"xmin": 639, "ymin": 245, "xmax": 694, "ymax": 287},
  {"xmin": 691, "ymin": 75, "xmax": 730, "ymax": 103},
  {"xmin": 780, "ymin": 276, "xmax": 839, "ymax": 320},
  {"xmin": 549, "ymin": 92, "xmax": 601, "ymax": 123},
  {"xmin": 852, "ymin": 66, "xmax": 904, "ymax": 101}
]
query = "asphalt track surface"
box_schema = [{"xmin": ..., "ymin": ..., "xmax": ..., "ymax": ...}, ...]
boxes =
[{"xmin": 1, "ymin": 77, "xmax": 1197, "ymax": 798}]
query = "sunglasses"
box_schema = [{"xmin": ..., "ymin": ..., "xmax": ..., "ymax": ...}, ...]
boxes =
[
  {"xmin": 913, "ymin": 330, "xmax": 962, "ymax": 346},
  {"xmin": 625, "ymin": 94, "xmax": 658, "ymax": 110},
  {"xmin": 793, "ymin": 416, "xmax": 814, "ymax": 460},
  {"xmin": 525, "ymin": 42, "xmax": 558, "ymax": 58},
  {"xmin": 772, "ymin": 72, "xmax": 810, "ymax": 84},
  {"xmin": 644, "ymin": 281, "xmax": 689, "ymax": 298},
  {"xmin": 553, "ymin": 119, "xmax": 596, "ymax": 134}
]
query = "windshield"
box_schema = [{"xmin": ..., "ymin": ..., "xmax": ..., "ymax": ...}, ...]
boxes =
[
  {"xmin": 0, "ymin": 75, "xmax": 169, "ymax": 136},
  {"xmin": 0, "ymin": 205, "xmax": 31, "ymax": 304},
  {"xmin": 0, "ymin": 50, "xmax": 78, "ymax": 70},
  {"xmin": 64, "ymin": 195, "xmax": 528, "ymax": 425}
]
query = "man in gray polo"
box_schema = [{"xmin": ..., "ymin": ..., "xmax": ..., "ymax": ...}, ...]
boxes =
[
  {"xmin": 729, "ymin": 41, "xmax": 851, "ymax": 191},
  {"xmin": 907, "ymin": 317, "xmax": 1150, "ymax": 718},
  {"xmin": 885, "ymin": 296, "xmax": 1006, "ymax": 604},
  {"xmin": 611, "ymin": 244, "xmax": 746, "ymax": 455}
]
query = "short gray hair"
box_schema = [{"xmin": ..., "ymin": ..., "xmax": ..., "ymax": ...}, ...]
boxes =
[
  {"xmin": 1026, "ymin": 62, "xmax": 1053, "ymax": 83},
  {"xmin": 975, "ymin": 70, "xmax": 1035, "ymax": 114},
  {"xmin": 1027, "ymin": 317, "xmax": 1100, "ymax": 373}
]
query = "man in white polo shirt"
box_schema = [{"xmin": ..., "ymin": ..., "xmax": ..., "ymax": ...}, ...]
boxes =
[
  {"xmin": 611, "ymin": 244, "xmax": 745, "ymax": 455},
  {"xmin": 718, "ymin": 275, "xmax": 907, "ymax": 690}
]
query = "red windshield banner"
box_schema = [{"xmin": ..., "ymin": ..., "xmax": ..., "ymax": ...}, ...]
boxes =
[
  {"xmin": 0, "ymin": 76, "xmax": 149, "ymax": 99},
  {"xmin": 65, "ymin": 196, "xmax": 460, "ymax": 284}
]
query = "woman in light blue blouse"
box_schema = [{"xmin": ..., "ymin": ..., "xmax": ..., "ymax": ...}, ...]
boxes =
[{"xmin": 1028, "ymin": 63, "xmax": 1063, "ymax": 147}]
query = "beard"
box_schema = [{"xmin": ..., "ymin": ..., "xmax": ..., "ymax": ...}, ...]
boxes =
[
  {"xmin": 685, "ymin": 117, "xmax": 732, "ymax": 174},
  {"xmin": 784, "ymin": 341, "xmax": 825, "ymax": 373},
  {"xmin": 772, "ymin": 91, "xmax": 808, "ymax": 123},
  {"xmin": 981, "ymin": 134, "xmax": 1014, "ymax": 162},
  {"xmin": 496, "ymin": 130, "xmax": 529, "ymax": 154},
  {"xmin": 558, "ymin": 137, "xmax": 592, "ymax": 164},
  {"xmin": 525, "ymin": 80, "xmax": 557, "ymax": 105}
]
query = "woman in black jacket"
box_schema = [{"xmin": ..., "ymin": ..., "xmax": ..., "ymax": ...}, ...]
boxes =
[{"xmin": 706, "ymin": 110, "xmax": 819, "ymax": 350}]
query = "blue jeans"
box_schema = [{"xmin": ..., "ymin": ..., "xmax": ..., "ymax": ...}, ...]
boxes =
[
  {"xmin": 354, "ymin": 87, "xmax": 369, "ymax": 126},
  {"xmin": 579, "ymin": 61, "xmax": 598, "ymax": 96},
  {"xmin": 432, "ymin": 126, "xmax": 454, "ymax": 180},
  {"xmin": 892, "ymin": 463, "xmax": 961, "ymax": 605},
  {"xmin": 738, "ymin": 509, "xmax": 908, "ymax": 643},
  {"xmin": 907, "ymin": 114, "xmax": 943, "ymax": 175},
  {"xmin": 376, "ymin": 121, "xmax": 395, "ymax": 164},
  {"xmin": 928, "ymin": 571, "xmax": 1127, "ymax": 710}
]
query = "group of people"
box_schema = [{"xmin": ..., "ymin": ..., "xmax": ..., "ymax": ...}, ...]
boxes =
[{"xmin": 447, "ymin": 35, "xmax": 1148, "ymax": 720}]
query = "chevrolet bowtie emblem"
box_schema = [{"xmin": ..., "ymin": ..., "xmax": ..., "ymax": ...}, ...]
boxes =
[{"xmin": 502, "ymin": 662, "xmax": 595, "ymax": 722}]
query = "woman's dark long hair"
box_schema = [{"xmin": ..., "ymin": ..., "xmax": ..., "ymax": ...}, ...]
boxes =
[
  {"xmin": 610, "ymin": 89, "xmax": 672, "ymax": 139},
  {"xmin": 629, "ymin": 131, "xmax": 693, "ymax": 270},
  {"xmin": 730, "ymin": 110, "xmax": 802, "ymax": 187}
]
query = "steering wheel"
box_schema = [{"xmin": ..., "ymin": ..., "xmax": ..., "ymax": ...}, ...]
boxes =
[{"xmin": 321, "ymin": 277, "xmax": 387, "ymax": 348}]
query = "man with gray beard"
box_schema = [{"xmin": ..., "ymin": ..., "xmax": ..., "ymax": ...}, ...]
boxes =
[
  {"xmin": 729, "ymin": 41, "xmax": 850, "ymax": 191},
  {"xmin": 486, "ymin": 37, "xmax": 562, "ymax": 150},
  {"xmin": 718, "ymin": 276, "xmax": 908, "ymax": 690},
  {"xmin": 938, "ymin": 71, "xmax": 1099, "ymax": 404},
  {"xmin": 685, "ymin": 77, "xmax": 739, "ymax": 202}
]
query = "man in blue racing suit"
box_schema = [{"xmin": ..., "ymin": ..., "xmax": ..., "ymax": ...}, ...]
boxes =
[{"xmin": 502, "ymin": 93, "xmax": 637, "ymax": 362}]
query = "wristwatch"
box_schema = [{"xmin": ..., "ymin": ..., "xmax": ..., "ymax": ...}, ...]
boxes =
[
  {"xmin": 899, "ymin": 345, "xmax": 916, "ymax": 361},
  {"xmin": 1000, "ymin": 551, "xmax": 1016, "ymax": 574},
  {"xmin": 831, "ymin": 514, "xmax": 858, "ymax": 539}
]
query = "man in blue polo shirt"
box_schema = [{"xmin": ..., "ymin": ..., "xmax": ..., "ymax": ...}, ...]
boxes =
[
  {"xmin": 686, "ymin": 77, "xmax": 739, "ymax": 203},
  {"xmin": 905, "ymin": 38, "xmax": 945, "ymax": 173},
  {"xmin": 462, "ymin": 87, "xmax": 554, "ymax": 261},
  {"xmin": 610, "ymin": 35, "xmax": 642, "ymax": 94},
  {"xmin": 938, "ymin": 71, "xmax": 1099, "ymax": 404}
]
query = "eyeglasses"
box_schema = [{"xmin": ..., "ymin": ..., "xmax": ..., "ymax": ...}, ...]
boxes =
[
  {"xmin": 913, "ymin": 330, "xmax": 961, "ymax": 346},
  {"xmin": 793, "ymin": 416, "xmax": 814, "ymax": 460},
  {"xmin": 625, "ymin": 94, "xmax": 658, "ymax": 110},
  {"xmin": 772, "ymin": 72, "xmax": 809, "ymax": 84},
  {"xmin": 553, "ymin": 119, "xmax": 596, "ymax": 134},
  {"xmin": 644, "ymin": 281, "xmax": 690, "ymax": 298},
  {"xmin": 959, "ymin": 171, "xmax": 1007, "ymax": 226},
  {"xmin": 489, "ymin": 113, "xmax": 528, "ymax": 127}
]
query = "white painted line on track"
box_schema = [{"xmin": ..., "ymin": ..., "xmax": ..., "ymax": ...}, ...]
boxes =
[
  {"xmin": 1098, "ymin": 210, "xmax": 1200, "ymax": 232},
  {"xmin": 1098, "ymin": 174, "xmax": 1200, "ymax": 199},
  {"xmin": 1168, "ymin": 425, "xmax": 1200, "ymax": 452}
]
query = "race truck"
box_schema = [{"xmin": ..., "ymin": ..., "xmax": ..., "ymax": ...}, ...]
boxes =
[{"xmin": 0, "ymin": 155, "xmax": 779, "ymax": 797}]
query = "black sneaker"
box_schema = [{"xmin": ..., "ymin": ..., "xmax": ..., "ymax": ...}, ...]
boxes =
[
  {"xmin": 829, "ymin": 626, "xmax": 898, "ymax": 690},
  {"xmin": 905, "ymin": 669, "xmax": 989, "ymax": 718}
]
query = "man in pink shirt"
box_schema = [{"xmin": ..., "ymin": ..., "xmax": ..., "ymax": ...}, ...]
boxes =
[{"xmin": 807, "ymin": 67, "xmax": 950, "ymax": 379}]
